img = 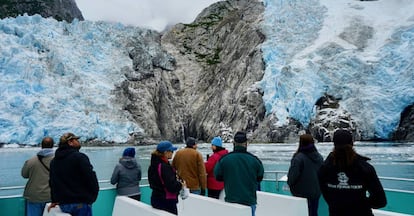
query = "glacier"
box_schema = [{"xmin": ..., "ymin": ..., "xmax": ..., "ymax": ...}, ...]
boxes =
[
  {"xmin": 1, "ymin": 0, "xmax": 414, "ymax": 145},
  {"xmin": 0, "ymin": 15, "xmax": 145, "ymax": 144},
  {"xmin": 260, "ymin": 0, "xmax": 414, "ymax": 139}
]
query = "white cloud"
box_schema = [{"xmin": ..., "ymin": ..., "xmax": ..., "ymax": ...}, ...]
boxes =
[{"xmin": 75, "ymin": 0, "xmax": 221, "ymax": 31}]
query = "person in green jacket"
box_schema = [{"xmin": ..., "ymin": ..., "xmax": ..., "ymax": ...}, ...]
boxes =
[{"xmin": 214, "ymin": 131, "xmax": 264, "ymax": 216}]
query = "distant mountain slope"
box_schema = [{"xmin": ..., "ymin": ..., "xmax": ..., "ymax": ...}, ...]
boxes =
[{"xmin": 0, "ymin": 0, "xmax": 83, "ymax": 22}]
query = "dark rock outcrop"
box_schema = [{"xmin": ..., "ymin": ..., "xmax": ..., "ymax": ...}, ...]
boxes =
[
  {"xmin": 0, "ymin": 0, "xmax": 84, "ymax": 22},
  {"xmin": 308, "ymin": 94, "xmax": 361, "ymax": 142},
  {"xmin": 392, "ymin": 104, "xmax": 414, "ymax": 141}
]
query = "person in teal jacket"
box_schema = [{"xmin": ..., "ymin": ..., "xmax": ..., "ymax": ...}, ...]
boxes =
[{"xmin": 214, "ymin": 131, "xmax": 264, "ymax": 216}]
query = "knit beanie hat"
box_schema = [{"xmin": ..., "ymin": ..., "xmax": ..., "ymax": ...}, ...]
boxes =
[
  {"xmin": 234, "ymin": 131, "xmax": 247, "ymax": 143},
  {"xmin": 123, "ymin": 147, "xmax": 136, "ymax": 157},
  {"xmin": 211, "ymin": 136, "xmax": 223, "ymax": 147},
  {"xmin": 186, "ymin": 137, "xmax": 196, "ymax": 147}
]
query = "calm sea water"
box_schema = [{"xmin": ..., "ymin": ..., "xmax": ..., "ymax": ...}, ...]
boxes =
[{"xmin": 1, "ymin": 142, "xmax": 413, "ymax": 196}]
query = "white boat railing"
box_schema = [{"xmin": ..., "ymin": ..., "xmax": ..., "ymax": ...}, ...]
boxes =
[
  {"xmin": 263, "ymin": 170, "xmax": 287, "ymax": 191},
  {"xmin": 1, "ymin": 171, "xmax": 413, "ymax": 196},
  {"xmin": 379, "ymin": 176, "xmax": 414, "ymax": 183},
  {"xmin": 0, "ymin": 185, "xmax": 24, "ymax": 191}
]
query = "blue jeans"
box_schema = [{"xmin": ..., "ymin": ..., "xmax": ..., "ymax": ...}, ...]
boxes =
[
  {"xmin": 190, "ymin": 189, "xmax": 201, "ymax": 195},
  {"xmin": 59, "ymin": 203, "xmax": 92, "ymax": 216},
  {"xmin": 251, "ymin": 204, "xmax": 256, "ymax": 216},
  {"xmin": 26, "ymin": 201, "xmax": 46, "ymax": 216}
]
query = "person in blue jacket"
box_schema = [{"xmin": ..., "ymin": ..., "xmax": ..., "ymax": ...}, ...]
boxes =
[
  {"xmin": 111, "ymin": 147, "xmax": 142, "ymax": 201},
  {"xmin": 318, "ymin": 129, "xmax": 387, "ymax": 216},
  {"xmin": 214, "ymin": 131, "xmax": 264, "ymax": 216}
]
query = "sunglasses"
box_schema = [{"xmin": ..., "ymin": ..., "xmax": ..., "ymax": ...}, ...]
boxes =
[{"xmin": 65, "ymin": 135, "xmax": 79, "ymax": 141}]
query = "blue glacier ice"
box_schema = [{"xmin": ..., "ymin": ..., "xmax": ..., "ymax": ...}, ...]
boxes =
[
  {"xmin": 260, "ymin": 0, "xmax": 414, "ymax": 139},
  {"xmin": 0, "ymin": 15, "xmax": 144, "ymax": 144},
  {"xmin": 1, "ymin": 0, "xmax": 414, "ymax": 144}
]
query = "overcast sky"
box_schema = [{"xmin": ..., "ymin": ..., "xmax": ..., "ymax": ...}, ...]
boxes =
[{"xmin": 75, "ymin": 0, "xmax": 221, "ymax": 31}]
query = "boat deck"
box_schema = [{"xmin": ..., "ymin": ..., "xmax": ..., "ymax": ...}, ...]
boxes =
[{"xmin": 1, "ymin": 171, "xmax": 413, "ymax": 216}]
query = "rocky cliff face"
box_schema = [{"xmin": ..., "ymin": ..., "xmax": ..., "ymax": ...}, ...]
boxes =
[
  {"xmin": 0, "ymin": 0, "xmax": 83, "ymax": 22},
  {"xmin": 117, "ymin": 0, "xmax": 266, "ymax": 143},
  {"xmin": 161, "ymin": 0, "xmax": 266, "ymax": 142}
]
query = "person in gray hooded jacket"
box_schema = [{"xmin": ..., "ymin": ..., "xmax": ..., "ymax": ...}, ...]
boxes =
[
  {"xmin": 111, "ymin": 147, "xmax": 142, "ymax": 201},
  {"xmin": 287, "ymin": 134, "xmax": 323, "ymax": 216},
  {"xmin": 22, "ymin": 136, "xmax": 55, "ymax": 216}
]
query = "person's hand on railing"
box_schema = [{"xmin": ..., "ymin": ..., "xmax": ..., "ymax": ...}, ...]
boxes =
[
  {"xmin": 47, "ymin": 202, "xmax": 58, "ymax": 212},
  {"xmin": 180, "ymin": 180, "xmax": 189, "ymax": 200}
]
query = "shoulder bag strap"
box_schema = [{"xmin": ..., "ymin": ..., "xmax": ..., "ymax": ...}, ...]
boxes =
[
  {"xmin": 37, "ymin": 155, "xmax": 50, "ymax": 172},
  {"xmin": 158, "ymin": 163, "xmax": 178, "ymax": 199}
]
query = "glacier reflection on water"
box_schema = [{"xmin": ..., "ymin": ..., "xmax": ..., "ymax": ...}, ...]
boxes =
[{"xmin": 1, "ymin": 142, "xmax": 413, "ymax": 193}]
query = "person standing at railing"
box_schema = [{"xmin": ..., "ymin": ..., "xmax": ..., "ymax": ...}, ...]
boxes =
[
  {"xmin": 214, "ymin": 131, "xmax": 264, "ymax": 216},
  {"xmin": 318, "ymin": 129, "xmax": 387, "ymax": 216},
  {"xmin": 48, "ymin": 132, "xmax": 99, "ymax": 216},
  {"xmin": 148, "ymin": 141, "xmax": 185, "ymax": 215},
  {"xmin": 172, "ymin": 137, "xmax": 207, "ymax": 195},
  {"xmin": 287, "ymin": 134, "xmax": 323, "ymax": 216},
  {"xmin": 111, "ymin": 147, "xmax": 142, "ymax": 201},
  {"xmin": 21, "ymin": 136, "xmax": 55, "ymax": 216},
  {"xmin": 205, "ymin": 136, "xmax": 228, "ymax": 199}
]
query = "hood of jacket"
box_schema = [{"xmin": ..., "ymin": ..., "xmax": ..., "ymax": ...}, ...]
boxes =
[
  {"xmin": 303, "ymin": 150, "xmax": 323, "ymax": 163},
  {"xmin": 297, "ymin": 144, "xmax": 322, "ymax": 163},
  {"xmin": 54, "ymin": 146, "xmax": 78, "ymax": 160},
  {"xmin": 37, "ymin": 148, "xmax": 54, "ymax": 157},
  {"xmin": 120, "ymin": 157, "xmax": 138, "ymax": 169},
  {"xmin": 325, "ymin": 152, "xmax": 371, "ymax": 166},
  {"xmin": 217, "ymin": 149, "xmax": 229, "ymax": 156}
]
